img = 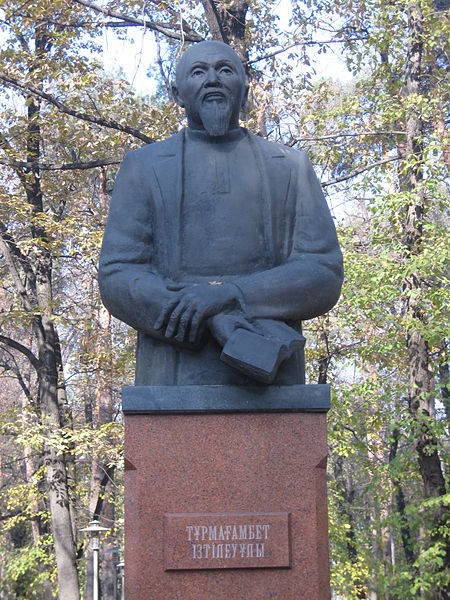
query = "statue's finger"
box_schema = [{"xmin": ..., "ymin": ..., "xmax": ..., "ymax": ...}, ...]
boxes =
[
  {"xmin": 154, "ymin": 298, "xmax": 179, "ymax": 329},
  {"xmin": 165, "ymin": 300, "xmax": 190, "ymax": 337},
  {"xmin": 189, "ymin": 308, "xmax": 205, "ymax": 343},
  {"xmin": 175, "ymin": 306, "xmax": 196, "ymax": 341}
]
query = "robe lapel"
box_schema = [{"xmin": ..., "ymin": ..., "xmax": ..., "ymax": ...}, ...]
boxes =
[
  {"xmin": 250, "ymin": 134, "xmax": 292, "ymax": 265},
  {"xmin": 152, "ymin": 130, "xmax": 184, "ymax": 278}
]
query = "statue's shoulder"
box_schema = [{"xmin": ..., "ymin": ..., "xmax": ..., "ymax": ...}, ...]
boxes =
[
  {"xmin": 124, "ymin": 130, "xmax": 183, "ymax": 164},
  {"xmin": 248, "ymin": 132, "xmax": 309, "ymax": 169}
]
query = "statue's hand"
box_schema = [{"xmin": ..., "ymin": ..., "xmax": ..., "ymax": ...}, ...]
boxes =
[{"xmin": 153, "ymin": 282, "xmax": 241, "ymax": 343}]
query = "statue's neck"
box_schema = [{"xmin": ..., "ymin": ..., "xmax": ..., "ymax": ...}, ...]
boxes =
[{"xmin": 186, "ymin": 126, "xmax": 245, "ymax": 144}]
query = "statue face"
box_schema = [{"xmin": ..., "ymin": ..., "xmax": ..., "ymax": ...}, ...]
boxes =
[{"xmin": 173, "ymin": 42, "xmax": 248, "ymax": 136}]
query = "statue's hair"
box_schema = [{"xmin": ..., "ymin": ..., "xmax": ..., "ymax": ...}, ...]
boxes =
[{"xmin": 175, "ymin": 41, "xmax": 246, "ymax": 85}]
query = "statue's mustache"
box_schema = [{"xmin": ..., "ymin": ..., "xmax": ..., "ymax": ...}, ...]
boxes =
[{"xmin": 202, "ymin": 90, "xmax": 227, "ymax": 102}]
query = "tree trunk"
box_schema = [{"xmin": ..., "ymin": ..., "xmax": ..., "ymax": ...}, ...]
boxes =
[
  {"xmin": 401, "ymin": 3, "xmax": 448, "ymax": 596},
  {"xmin": 402, "ymin": 0, "xmax": 446, "ymax": 500},
  {"xmin": 37, "ymin": 299, "xmax": 80, "ymax": 600},
  {"xmin": 201, "ymin": 0, "xmax": 249, "ymax": 65},
  {"xmin": 19, "ymin": 30, "xmax": 81, "ymax": 597},
  {"xmin": 388, "ymin": 426, "xmax": 415, "ymax": 566},
  {"xmin": 438, "ymin": 344, "xmax": 450, "ymax": 423}
]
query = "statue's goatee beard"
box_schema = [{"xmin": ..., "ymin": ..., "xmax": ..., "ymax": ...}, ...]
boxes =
[{"xmin": 199, "ymin": 100, "xmax": 232, "ymax": 137}]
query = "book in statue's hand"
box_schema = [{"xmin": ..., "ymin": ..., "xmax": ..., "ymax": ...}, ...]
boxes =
[{"xmin": 210, "ymin": 315, "xmax": 305, "ymax": 384}]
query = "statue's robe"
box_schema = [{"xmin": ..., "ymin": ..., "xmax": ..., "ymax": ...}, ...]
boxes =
[{"xmin": 98, "ymin": 128, "xmax": 343, "ymax": 385}]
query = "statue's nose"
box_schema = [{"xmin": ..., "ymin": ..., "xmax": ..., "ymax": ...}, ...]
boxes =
[{"xmin": 204, "ymin": 67, "xmax": 220, "ymax": 86}]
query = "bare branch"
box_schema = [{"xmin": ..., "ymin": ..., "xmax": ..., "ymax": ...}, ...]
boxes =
[
  {"xmin": 322, "ymin": 156, "xmax": 399, "ymax": 187},
  {"xmin": 1, "ymin": 13, "xmax": 93, "ymax": 32},
  {"xmin": 290, "ymin": 130, "xmax": 406, "ymax": 144},
  {"xmin": 247, "ymin": 37, "xmax": 368, "ymax": 65},
  {"xmin": 0, "ymin": 157, "xmax": 121, "ymax": 171},
  {"xmin": 0, "ymin": 510, "xmax": 24, "ymax": 522},
  {"xmin": 74, "ymin": 0, "xmax": 203, "ymax": 42},
  {"xmin": 0, "ymin": 73, "xmax": 153, "ymax": 144},
  {"xmin": 0, "ymin": 334, "xmax": 39, "ymax": 370},
  {"xmin": 101, "ymin": 21, "xmax": 143, "ymax": 28},
  {"xmin": 145, "ymin": 3, "xmax": 201, "ymax": 41}
]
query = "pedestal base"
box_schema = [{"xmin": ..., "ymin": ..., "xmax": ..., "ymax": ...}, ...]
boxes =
[{"xmin": 123, "ymin": 385, "xmax": 331, "ymax": 600}]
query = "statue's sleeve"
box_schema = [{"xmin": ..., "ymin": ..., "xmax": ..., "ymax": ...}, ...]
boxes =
[
  {"xmin": 233, "ymin": 151, "xmax": 344, "ymax": 321},
  {"xmin": 98, "ymin": 150, "xmax": 172, "ymax": 339}
]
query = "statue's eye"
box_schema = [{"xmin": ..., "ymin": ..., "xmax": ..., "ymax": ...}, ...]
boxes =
[
  {"xmin": 191, "ymin": 68, "xmax": 205, "ymax": 77},
  {"xmin": 219, "ymin": 66, "xmax": 233, "ymax": 75}
]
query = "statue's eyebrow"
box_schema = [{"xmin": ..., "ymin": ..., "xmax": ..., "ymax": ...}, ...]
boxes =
[
  {"xmin": 189, "ymin": 61, "xmax": 208, "ymax": 71},
  {"xmin": 189, "ymin": 59, "xmax": 237, "ymax": 71},
  {"xmin": 215, "ymin": 59, "xmax": 237, "ymax": 70}
]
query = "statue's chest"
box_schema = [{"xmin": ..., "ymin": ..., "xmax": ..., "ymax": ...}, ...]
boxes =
[{"xmin": 180, "ymin": 139, "xmax": 267, "ymax": 276}]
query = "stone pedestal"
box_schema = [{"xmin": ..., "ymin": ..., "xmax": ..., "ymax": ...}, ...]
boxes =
[{"xmin": 122, "ymin": 385, "xmax": 331, "ymax": 600}]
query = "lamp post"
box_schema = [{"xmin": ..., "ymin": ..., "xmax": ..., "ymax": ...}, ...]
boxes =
[
  {"xmin": 80, "ymin": 520, "xmax": 110, "ymax": 600},
  {"xmin": 116, "ymin": 559, "xmax": 125, "ymax": 600}
]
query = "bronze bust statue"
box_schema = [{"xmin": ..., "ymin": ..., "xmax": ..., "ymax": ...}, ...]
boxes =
[{"xmin": 98, "ymin": 41, "xmax": 343, "ymax": 385}]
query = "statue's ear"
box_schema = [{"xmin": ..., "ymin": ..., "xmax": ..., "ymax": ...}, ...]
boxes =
[{"xmin": 172, "ymin": 85, "xmax": 184, "ymax": 108}]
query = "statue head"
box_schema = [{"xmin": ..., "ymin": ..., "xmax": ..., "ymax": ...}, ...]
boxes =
[{"xmin": 172, "ymin": 41, "xmax": 249, "ymax": 137}]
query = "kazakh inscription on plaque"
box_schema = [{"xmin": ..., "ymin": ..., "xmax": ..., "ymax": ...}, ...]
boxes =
[{"xmin": 164, "ymin": 512, "xmax": 290, "ymax": 570}]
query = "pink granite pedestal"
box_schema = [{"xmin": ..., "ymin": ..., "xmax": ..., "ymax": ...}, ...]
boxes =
[{"xmin": 122, "ymin": 385, "xmax": 331, "ymax": 600}]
